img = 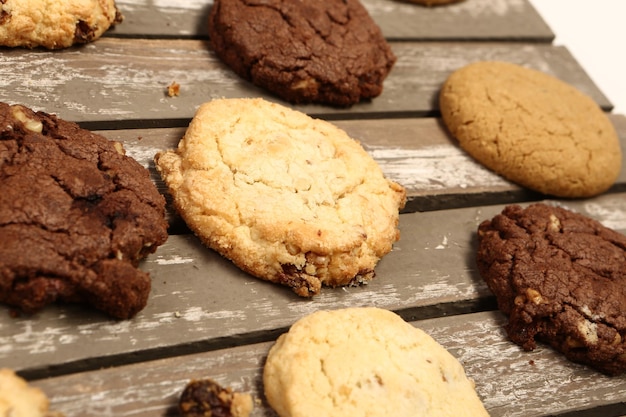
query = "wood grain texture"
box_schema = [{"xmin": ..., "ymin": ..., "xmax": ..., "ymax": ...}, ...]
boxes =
[
  {"xmin": 0, "ymin": 40, "xmax": 611, "ymax": 127},
  {"xmin": 2, "ymin": 0, "xmax": 625, "ymax": 415},
  {"xmin": 103, "ymin": 113, "xmax": 626, "ymax": 218},
  {"xmin": 3, "ymin": 193, "xmax": 626, "ymax": 380},
  {"xmin": 30, "ymin": 311, "xmax": 626, "ymax": 417},
  {"xmin": 111, "ymin": 0, "xmax": 554, "ymax": 41}
]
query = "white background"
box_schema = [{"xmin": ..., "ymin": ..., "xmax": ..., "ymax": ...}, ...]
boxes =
[{"xmin": 528, "ymin": 0, "xmax": 626, "ymax": 115}]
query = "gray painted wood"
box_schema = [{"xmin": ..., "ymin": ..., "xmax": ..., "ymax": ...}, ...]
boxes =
[
  {"xmin": 3, "ymin": 193, "xmax": 626, "ymax": 379},
  {"xmin": 2, "ymin": 1, "xmax": 625, "ymax": 415},
  {"xmin": 111, "ymin": 0, "xmax": 554, "ymax": 42},
  {"xmin": 30, "ymin": 311, "xmax": 626, "ymax": 417},
  {"xmin": 0, "ymin": 40, "xmax": 611, "ymax": 127},
  {"xmin": 106, "ymin": 114, "xmax": 626, "ymax": 219}
]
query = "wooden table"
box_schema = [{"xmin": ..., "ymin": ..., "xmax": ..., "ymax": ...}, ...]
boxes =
[{"xmin": 1, "ymin": 1, "xmax": 625, "ymax": 415}]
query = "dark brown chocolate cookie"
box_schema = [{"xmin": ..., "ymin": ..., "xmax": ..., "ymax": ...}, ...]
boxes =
[
  {"xmin": 0, "ymin": 102, "xmax": 168, "ymax": 319},
  {"xmin": 208, "ymin": 0, "xmax": 396, "ymax": 106},
  {"xmin": 477, "ymin": 203, "xmax": 626, "ymax": 375},
  {"xmin": 179, "ymin": 379, "xmax": 253, "ymax": 417}
]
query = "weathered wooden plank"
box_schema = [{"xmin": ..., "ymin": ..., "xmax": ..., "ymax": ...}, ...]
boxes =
[
  {"xmin": 111, "ymin": 0, "xmax": 554, "ymax": 42},
  {"xmin": 30, "ymin": 311, "xmax": 626, "ymax": 417},
  {"xmin": 105, "ymin": 113, "xmax": 626, "ymax": 218},
  {"xmin": 0, "ymin": 39, "xmax": 611, "ymax": 126},
  {"xmin": 3, "ymin": 193, "xmax": 626, "ymax": 378}
]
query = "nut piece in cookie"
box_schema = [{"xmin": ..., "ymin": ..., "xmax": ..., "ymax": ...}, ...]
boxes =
[
  {"xmin": 0, "ymin": 0, "xmax": 123, "ymax": 49},
  {"xmin": 208, "ymin": 0, "xmax": 396, "ymax": 106},
  {"xmin": 155, "ymin": 98, "xmax": 406, "ymax": 297},
  {"xmin": 263, "ymin": 307, "xmax": 489, "ymax": 417},
  {"xmin": 0, "ymin": 102, "xmax": 168, "ymax": 319},
  {"xmin": 477, "ymin": 203, "xmax": 626, "ymax": 375},
  {"xmin": 439, "ymin": 61, "xmax": 622, "ymax": 198},
  {"xmin": 0, "ymin": 368, "xmax": 64, "ymax": 417},
  {"xmin": 179, "ymin": 378, "xmax": 253, "ymax": 417}
]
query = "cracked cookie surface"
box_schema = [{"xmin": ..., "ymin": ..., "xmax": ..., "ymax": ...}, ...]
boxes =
[
  {"xmin": 477, "ymin": 203, "xmax": 626, "ymax": 375},
  {"xmin": 0, "ymin": 102, "xmax": 168, "ymax": 319},
  {"xmin": 155, "ymin": 98, "xmax": 405, "ymax": 297},
  {"xmin": 263, "ymin": 307, "xmax": 489, "ymax": 417},
  {"xmin": 208, "ymin": 0, "xmax": 396, "ymax": 106},
  {"xmin": 0, "ymin": 0, "xmax": 122, "ymax": 49},
  {"xmin": 439, "ymin": 61, "xmax": 622, "ymax": 198}
]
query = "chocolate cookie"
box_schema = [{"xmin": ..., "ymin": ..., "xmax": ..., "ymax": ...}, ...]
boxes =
[
  {"xmin": 0, "ymin": 0, "xmax": 123, "ymax": 49},
  {"xmin": 477, "ymin": 203, "xmax": 626, "ymax": 375},
  {"xmin": 0, "ymin": 102, "xmax": 168, "ymax": 319},
  {"xmin": 439, "ymin": 61, "xmax": 622, "ymax": 198},
  {"xmin": 208, "ymin": 0, "xmax": 396, "ymax": 106}
]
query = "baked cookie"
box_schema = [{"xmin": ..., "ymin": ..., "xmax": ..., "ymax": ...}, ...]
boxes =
[
  {"xmin": 0, "ymin": 368, "xmax": 63, "ymax": 417},
  {"xmin": 0, "ymin": 102, "xmax": 168, "ymax": 319},
  {"xmin": 155, "ymin": 98, "xmax": 405, "ymax": 297},
  {"xmin": 208, "ymin": 0, "xmax": 396, "ymax": 106},
  {"xmin": 439, "ymin": 61, "xmax": 622, "ymax": 198},
  {"xmin": 0, "ymin": 0, "xmax": 123, "ymax": 49},
  {"xmin": 477, "ymin": 203, "xmax": 626, "ymax": 375},
  {"xmin": 179, "ymin": 378, "xmax": 253, "ymax": 417},
  {"xmin": 263, "ymin": 307, "xmax": 490, "ymax": 417}
]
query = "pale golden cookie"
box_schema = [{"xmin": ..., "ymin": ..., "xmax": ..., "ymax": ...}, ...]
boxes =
[
  {"xmin": 155, "ymin": 98, "xmax": 405, "ymax": 297},
  {"xmin": 439, "ymin": 61, "xmax": 622, "ymax": 198},
  {"xmin": 0, "ymin": 0, "xmax": 122, "ymax": 49},
  {"xmin": 0, "ymin": 368, "xmax": 60, "ymax": 417},
  {"xmin": 263, "ymin": 308, "xmax": 490, "ymax": 417}
]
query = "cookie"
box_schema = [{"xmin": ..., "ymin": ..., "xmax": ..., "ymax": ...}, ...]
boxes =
[
  {"xmin": 439, "ymin": 61, "xmax": 622, "ymax": 198},
  {"xmin": 155, "ymin": 98, "xmax": 405, "ymax": 297},
  {"xmin": 0, "ymin": 102, "xmax": 168, "ymax": 319},
  {"xmin": 477, "ymin": 203, "xmax": 626, "ymax": 375},
  {"xmin": 179, "ymin": 378, "xmax": 253, "ymax": 417},
  {"xmin": 263, "ymin": 307, "xmax": 489, "ymax": 417},
  {"xmin": 0, "ymin": 368, "xmax": 62, "ymax": 417},
  {"xmin": 208, "ymin": 0, "xmax": 396, "ymax": 106},
  {"xmin": 0, "ymin": 0, "xmax": 123, "ymax": 49}
]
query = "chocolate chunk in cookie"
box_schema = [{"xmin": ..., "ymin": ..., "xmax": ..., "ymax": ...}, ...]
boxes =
[
  {"xmin": 0, "ymin": 102, "xmax": 168, "ymax": 319},
  {"xmin": 208, "ymin": 0, "xmax": 396, "ymax": 106},
  {"xmin": 179, "ymin": 378, "xmax": 253, "ymax": 417},
  {"xmin": 0, "ymin": 0, "xmax": 123, "ymax": 49},
  {"xmin": 477, "ymin": 203, "xmax": 626, "ymax": 375}
]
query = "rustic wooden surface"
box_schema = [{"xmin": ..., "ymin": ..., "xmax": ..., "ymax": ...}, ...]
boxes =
[{"xmin": 1, "ymin": 0, "xmax": 625, "ymax": 416}]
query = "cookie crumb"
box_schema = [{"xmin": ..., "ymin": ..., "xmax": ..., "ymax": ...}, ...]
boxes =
[
  {"xmin": 167, "ymin": 81, "xmax": 180, "ymax": 97},
  {"xmin": 179, "ymin": 378, "xmax": 253, "ymax": 417}
]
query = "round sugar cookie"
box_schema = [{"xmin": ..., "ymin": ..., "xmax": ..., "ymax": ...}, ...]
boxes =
[
  {"xmin": 154, "ymin": 98, "xmax": 406, "ymax": 297},
  {"xmin": 439, "ymin": 61, "xmax": 622, "ymax": 198},
  {"xmin": 263, "ymin": 307, "xmax": 490, "ymax": 417},
  {"xmin": 0, "ymin": 0, "xmax": 123, "ymax": 49},
  {"xmin": 208, "ymin": 0, "xmax": 396, "ymax": 106},
  {"xmin": 477, "ymin": 203, "xmax": 626, "ymax": 375}
]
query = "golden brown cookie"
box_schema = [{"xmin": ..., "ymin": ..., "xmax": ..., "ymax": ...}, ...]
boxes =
[
  {"xmin": 439, "ymin": 61, "xmax": 622, "ymax": 198},
  {"xmin": 0, "ymin": 368, "xmax": 63, "ymax": 417},
  {"xmin": 155, "ymin": 98, "xmax": 406, "ymax": 297},
  {"xmin": 0, "ymin": 0, "xmax": 123, "ymax": 49},
  {"xmin": 263, "ymin": 307, "xmax": 490, "ymax": 417}
]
